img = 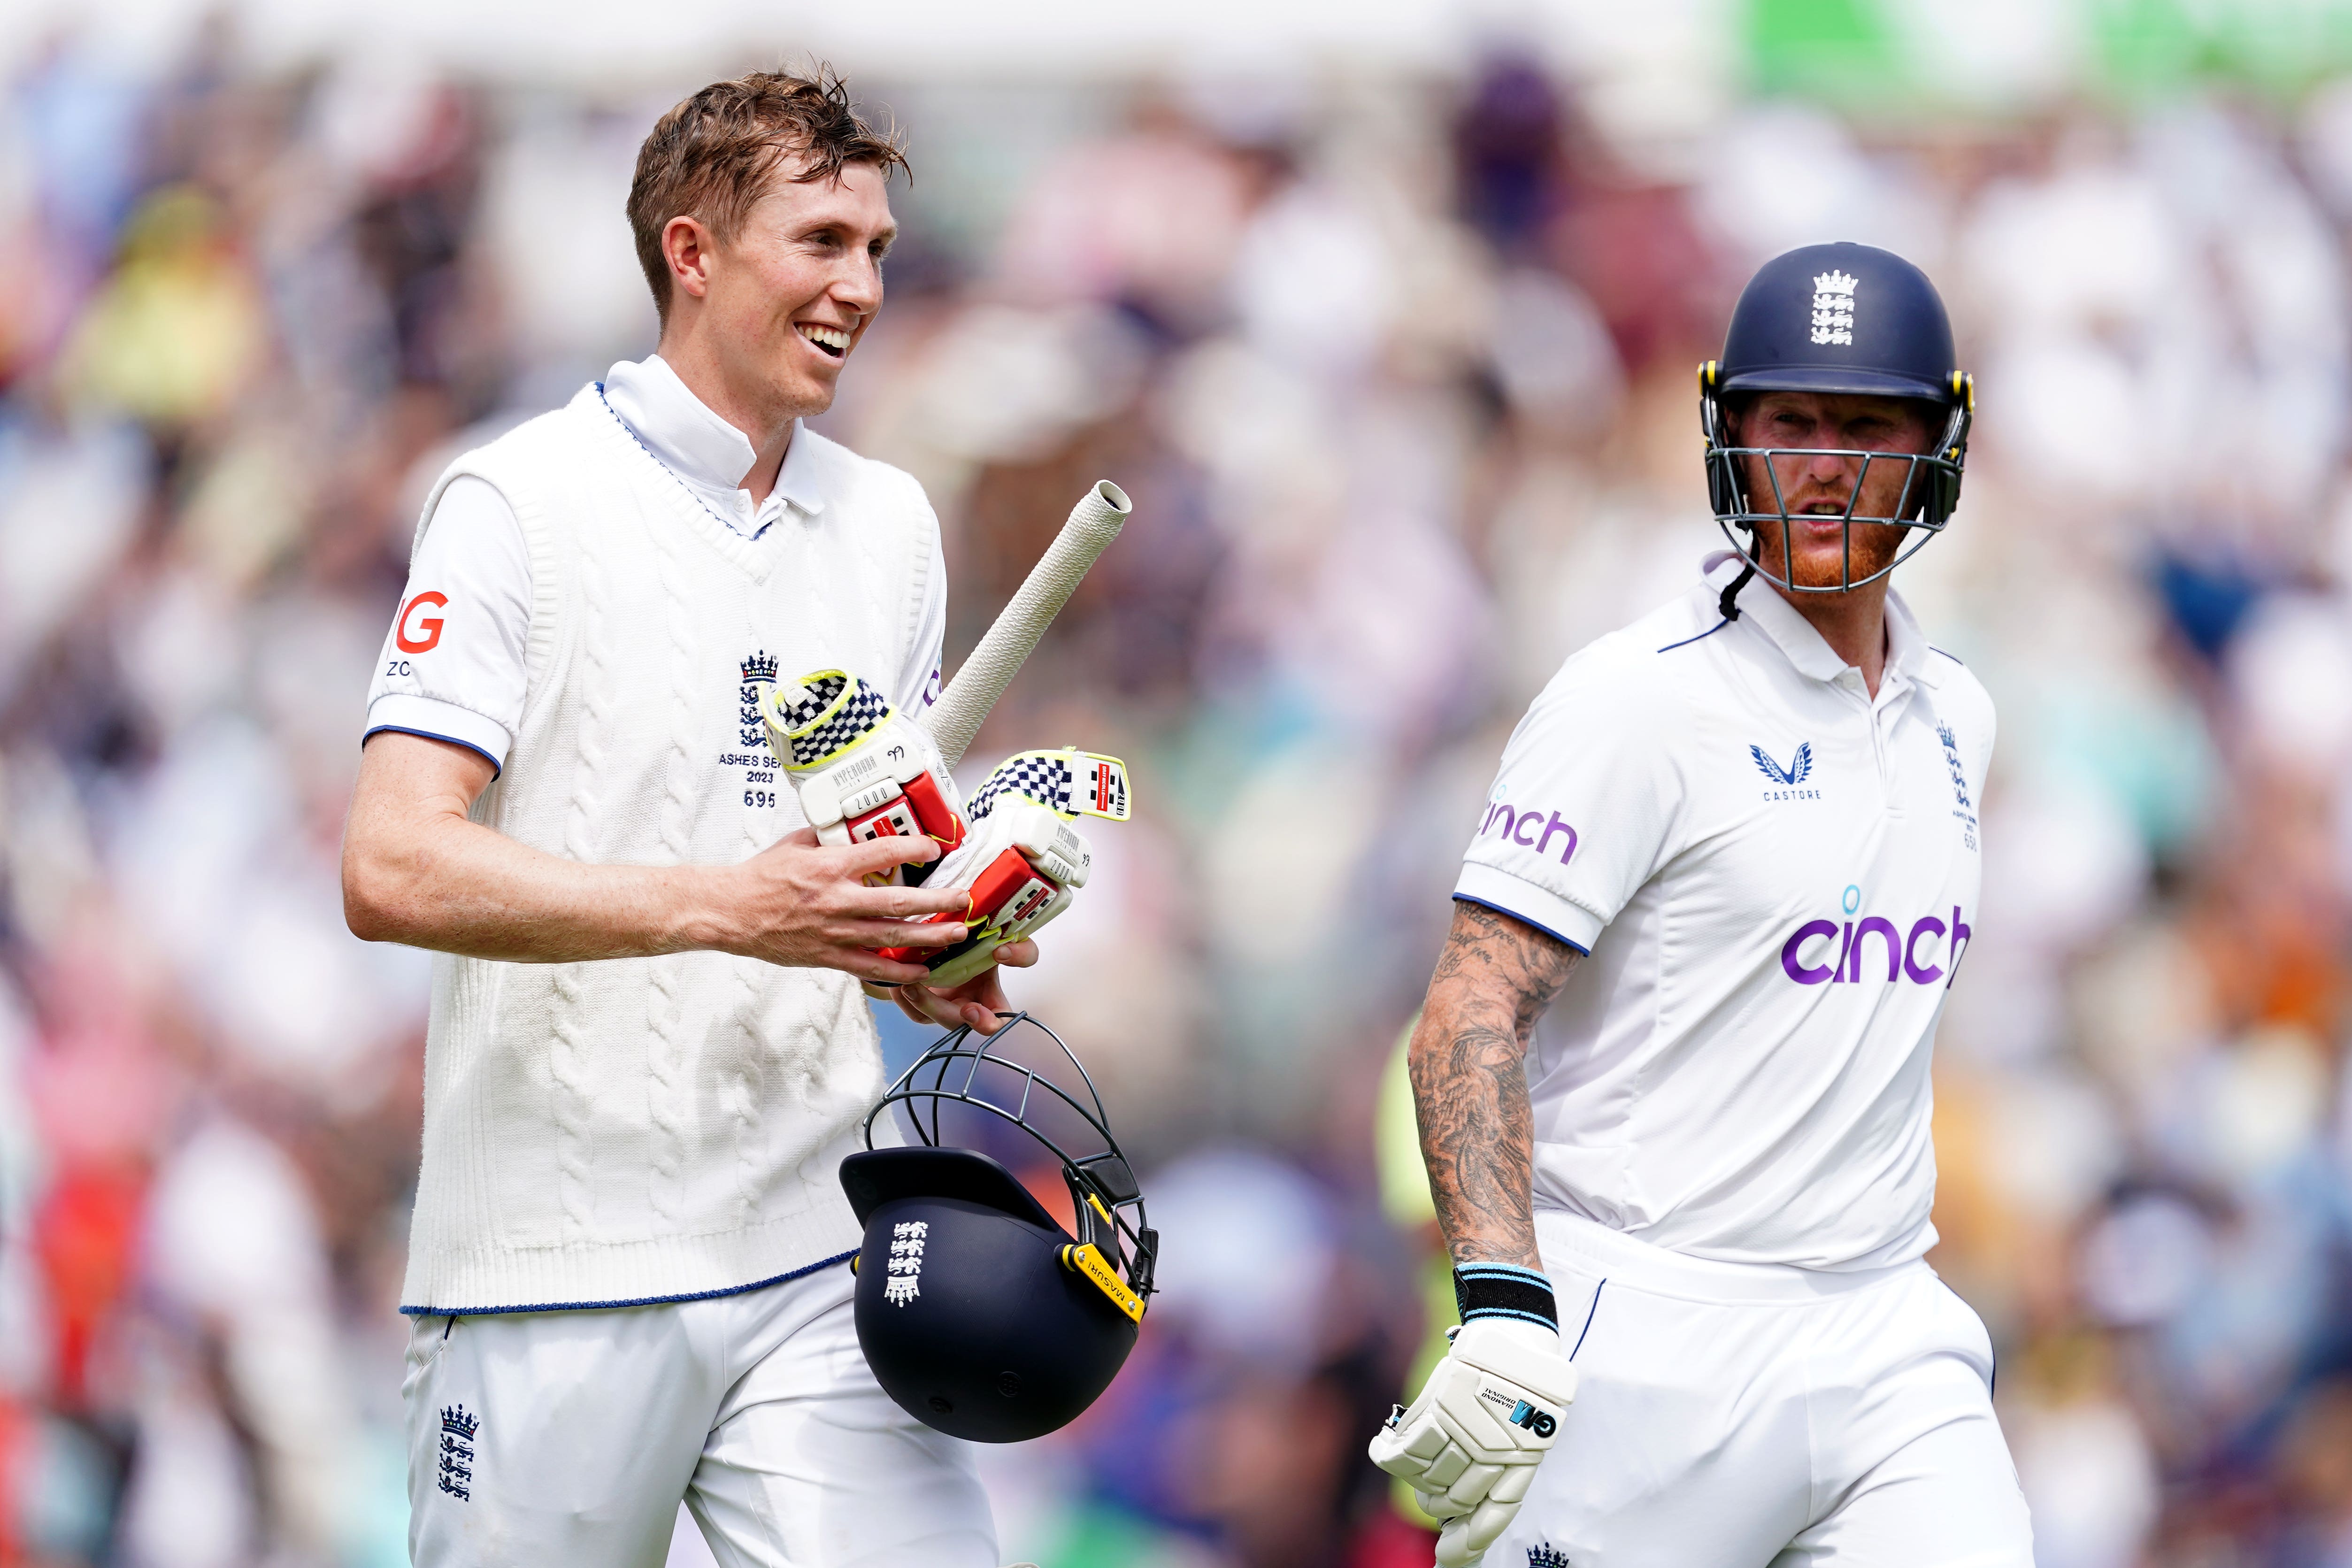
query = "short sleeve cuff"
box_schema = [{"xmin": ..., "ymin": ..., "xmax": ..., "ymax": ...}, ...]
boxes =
[
  {"xmin": 1452, "ymin": 863, "xmax": 1602, "ymax": 954},
  {"xmin": 365, "ymin": 694, "xmax": 511, "ymax": 772}
]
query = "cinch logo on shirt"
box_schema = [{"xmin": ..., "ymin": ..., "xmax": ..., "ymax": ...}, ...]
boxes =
[
  {"xmin": 1782, "ymin": 906, "xmax": 1970, "ymax": 986},
  {"xmin": 1478, "ymin": 800, "xmax": 1578, "ymax": 865}
]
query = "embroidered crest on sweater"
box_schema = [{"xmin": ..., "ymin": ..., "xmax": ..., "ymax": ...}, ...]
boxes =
[{"xmin": 740, "ymin": 650, "xmax": 778, "ymax": 749}]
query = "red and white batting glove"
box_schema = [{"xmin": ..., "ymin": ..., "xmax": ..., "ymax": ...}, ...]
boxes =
[
  {"xmin": 758, "ymin": 669, "xmax": 965, "ymax": 884},
  {"xmin": 876, "ymin": 747, "xmax": 1130, "ymax": 988}
]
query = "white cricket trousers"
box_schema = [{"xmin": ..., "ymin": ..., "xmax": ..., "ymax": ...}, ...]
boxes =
[
  {"xmin": 402, "ymin": 1259, "xmax": 997, "ymax": 1568},
  {"xmin": 1480, "ymin": 1210, "xmax": 2035, "ymax": 1568}
]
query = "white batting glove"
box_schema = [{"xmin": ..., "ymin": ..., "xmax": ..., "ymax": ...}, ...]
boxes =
[{"xmin": 1369, "ymin": 1269, "xmax": 1575, "ymax": 1567}]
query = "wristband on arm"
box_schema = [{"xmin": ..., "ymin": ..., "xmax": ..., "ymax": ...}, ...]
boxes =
[{"xmin": 1453, "ymin": 1262, "xmax": 1558, "ymax": 1332}]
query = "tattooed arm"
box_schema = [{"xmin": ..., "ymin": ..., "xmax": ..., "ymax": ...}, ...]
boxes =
[{"xmin": 1408, "ymin": 901, "xmax": 1582, "ymax": 1270}]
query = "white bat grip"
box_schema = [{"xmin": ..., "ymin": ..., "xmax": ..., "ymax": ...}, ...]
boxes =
[{"xmin": 922, "ymin": 480, "xmax": 1131, "ymax": 768}]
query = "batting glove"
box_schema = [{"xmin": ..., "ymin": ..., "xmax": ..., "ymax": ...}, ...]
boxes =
[
  {"xmin": 876, "ymin": 747, "xmax": 1130, "ymax": 988},
  {"xmin": 1368, "ymin": 1265, "xmax": 1576, "ymax": 1567},
  {"xmin": 757, "ymin": 669, "xmax": 965, "ymax": 883}
]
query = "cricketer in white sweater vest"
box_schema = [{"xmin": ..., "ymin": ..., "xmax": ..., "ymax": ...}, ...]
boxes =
[
  {"xmin": 345, "ymin": 95, "xmax": 1019, "ymax": 1564},
  {"xmin": 387, "ymin": 363, "xmax": 935, "ymax": 1314},
  {"xmin": 361, "ymin": 356, "xmax": 1007, "ymax": 1566}
]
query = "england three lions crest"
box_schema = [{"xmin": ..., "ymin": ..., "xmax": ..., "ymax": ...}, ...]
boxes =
[
  {"xmin": 739, "ymin": 650, "xmax": 778, "ymax": 750},
  {"xmin": 437, "ymin": 1404, "xmax": 479, "ymax": 1501},
  {"xmin": 1811, "ymin": 269, "xmax": 1856, "ymax": 346}
]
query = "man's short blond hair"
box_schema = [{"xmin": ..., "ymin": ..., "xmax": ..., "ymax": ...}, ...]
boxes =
[{"xmin": 626, "ymin": 66, "xmax": 908, "ymax": 324}]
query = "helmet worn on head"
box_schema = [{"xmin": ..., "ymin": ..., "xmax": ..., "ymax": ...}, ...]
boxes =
[
  {"xmin": 1699, "ymin": 241, "xmax": 1974, "ymax": 600},
  {"xmin": 841, "ymin": 1013, "xmax": 1158, "ymax": 1444}
]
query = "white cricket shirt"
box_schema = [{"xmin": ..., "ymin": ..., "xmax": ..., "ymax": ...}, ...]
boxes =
[
  {"xmin": 366, "ymin": 354, "xmax": 946, "ymax": 769},
  {"xmin": 1456, "ymin": 552, "xmax": 1993, "ymax": 1272}
]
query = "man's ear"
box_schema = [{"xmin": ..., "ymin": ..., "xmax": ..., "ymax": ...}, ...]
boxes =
[{"xmin": 663, "ymin": 215, "xmax": 716, "ymax": 304}]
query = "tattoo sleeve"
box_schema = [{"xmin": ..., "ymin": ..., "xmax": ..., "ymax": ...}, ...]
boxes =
[{"xmin": 1409, "ymin": 901, "xmax": 1581, "ymax": 1271}]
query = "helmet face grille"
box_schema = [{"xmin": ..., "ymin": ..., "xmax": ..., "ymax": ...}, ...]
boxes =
[
  {"xmin": 1698, "ymin": 373, "xmax": 1973, "ymax": 596},
  {"xmin": 846, "ymin": 1014, "xmax": 1158, "ymax": 1443},
  {"xmin": 863, "ymin": 1012, "xmax": 1156, "ymax": 1302}
]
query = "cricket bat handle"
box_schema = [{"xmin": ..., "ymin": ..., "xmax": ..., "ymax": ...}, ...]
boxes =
[{"xmin": 922, "ymin": 480, "xmax": 1131, "ymax": 769}]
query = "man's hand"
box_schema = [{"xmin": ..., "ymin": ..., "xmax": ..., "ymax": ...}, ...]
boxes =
[
  {"xmin": 705, "ymin": 828, "xmax": 974, "ymax": 986},
  {"xmin": 883, "ymin": 938, "xmax": 1038, "ymax": 1035},
  {"xmin": 1370, "ymin": 1318, "xmax": 1576, "ymax": 1566}
]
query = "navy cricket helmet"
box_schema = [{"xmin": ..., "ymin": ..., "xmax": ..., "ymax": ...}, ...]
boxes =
[
  {"xmin": 1699, "ymin": 241, "xmax": 1974, "ymax": 598},
  {"xmin": 840, "ymin": 1012, "xmax": 1159, "ymax": 1444}
]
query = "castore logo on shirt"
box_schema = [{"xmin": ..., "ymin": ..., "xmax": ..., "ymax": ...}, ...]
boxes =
[
  {"xmin": 1750, "ymin": 742, "xmax": 1812, "ymax": 785},
  {"xmin": 1751, "ymin": 740, "xmax": 1821, "ymax": 801}
]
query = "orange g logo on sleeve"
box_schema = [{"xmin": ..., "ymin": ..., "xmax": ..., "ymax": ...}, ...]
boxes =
[{"xmin": 397, "ymin": 592, "xmax": 449, "ymax": 653}]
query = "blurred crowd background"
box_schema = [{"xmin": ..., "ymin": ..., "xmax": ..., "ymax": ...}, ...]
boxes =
[{"xmin": 6, "ymin": 0, "xmax": 2352, "ymax": 1564}]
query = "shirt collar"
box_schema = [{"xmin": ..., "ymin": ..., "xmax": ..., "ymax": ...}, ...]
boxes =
[
  {"xmin": 1699, "ymin": 550, "xmax": 1933, "ymax": 688},
  {"xmin": 1883, "ymin": 584, "xmax": 1937, "ymax": 687},
  {"xmin": 603, "ymin": 354, "xmax": 755, "ymax": 493},
  {"xmin": 771, "ymin": 420, "xmax": 827, "ymax": 517},
  {"xmin": 601, "ymin": 354, "xmax": 827, "ymax": 520}
]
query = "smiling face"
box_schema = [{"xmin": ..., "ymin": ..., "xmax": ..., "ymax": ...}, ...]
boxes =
[
  {"xmin": 1729, "ymin": 390, "xmax": 1939, "ymax": 591},
  {"xmin": 659, "ymin": 152, "xmax": 896, "ymax": 430}
]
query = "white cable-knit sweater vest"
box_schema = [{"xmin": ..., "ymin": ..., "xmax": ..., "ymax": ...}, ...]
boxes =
[{"xmin": 399, "ymin": 384, "xmax": 933, "ymax": 1313}]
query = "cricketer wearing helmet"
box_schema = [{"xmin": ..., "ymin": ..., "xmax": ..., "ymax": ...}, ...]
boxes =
[
  {"xmin": 343, "ymin": 70, "xmax": 1038, "ymax": 1568},
  {"xmin": 1370, "ymin": 243, "xmax": 2032, "ymax": 1567}
]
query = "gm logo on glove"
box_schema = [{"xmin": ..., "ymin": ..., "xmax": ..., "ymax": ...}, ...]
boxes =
[{"xmin": 1479, "ymin": 1384, "xmax": 1558, "ymax": 1439}]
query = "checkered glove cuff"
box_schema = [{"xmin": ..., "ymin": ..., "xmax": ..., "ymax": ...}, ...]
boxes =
[
  {"xmin": 768, "ymin": 669, "xmax": 893, "ymax": 771},
  {"xmin": 965, "ymin": 749, "xmax": 1132, "ymax": 823}
]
